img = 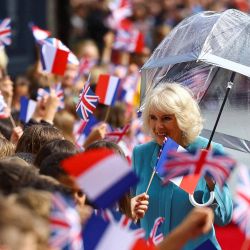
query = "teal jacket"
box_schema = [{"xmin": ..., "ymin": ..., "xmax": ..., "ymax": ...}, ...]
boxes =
[{"xmin": 132, "ymin": 136, "xmax": 233, "ymax": 250}]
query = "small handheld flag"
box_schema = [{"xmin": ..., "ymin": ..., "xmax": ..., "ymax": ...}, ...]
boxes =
[
  {"xmin": 49, "ymin": 193, "xmax": 83, "ymax": 250},
  {"xmin": 106, "ymin": 124, "xmax": 130, "ymax": 143},
  {"xmin": 61, "ymin": 148, "xmax": 138, "ymax": 208},
  {"xmin": 162, "ymin": 149, "xmax": 236, "ymax": 194},
  {"xmin": 37, "ymin": 83, "xmax": 64, "ymax": 110},
  {"xmin": 30, "ymin": 23, "xmax": 51, "ymax": 41},
  {"xmin": 95, "ymin": 74, "xmax": 121, "ymax": 106},
  {"xmin": 76, "ymin": 77, "xmax": 99, "ymax": 121},
  {"xmin": 19, "ymin": 96, "xmax": 37, "ymax": 123},
  {"xmin": 83, "ymin": 213, "xmax": 151, "ymax": 250},
  {"xmin": 233, "ymin": 165, "xmax": 250, "ymax": 238},
  {"xmin": 0, "ymin": 18, "xmax": 11, "ymax": 47},
  {"xmin": 145, "ymin": 137, "xmax": 185, "ymax": 194}
]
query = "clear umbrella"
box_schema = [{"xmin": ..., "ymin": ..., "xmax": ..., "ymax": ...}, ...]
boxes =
[
  {"xmin": 141, "ymin": 9, "xmax": 250, "ymax": 157},
  {"xmin": 140, "ymin": 9, "xmax": 250, "ymax": 206}
]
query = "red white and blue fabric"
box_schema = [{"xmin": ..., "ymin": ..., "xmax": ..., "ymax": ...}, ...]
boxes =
[
  {"xmin": 41, "ymin": 37, "xmax": 79, "ymax": 66},
  {"xmin": 107, "ymin": 0, "xmax": 132, "ymax": 29},
  {"xmin": 19, "ymin": 96, "xmax": 37, "ymax": 123},
  {"xmin": 39, "ymin": 37, "xmax": 79, "ymax": 75},
  {"xmin": 39, "ymin": 40, "xmax": 69, "ymax": 75},
  {"xmin": 100, "ymin": 209, "xmax": 145, "ymax": 240},
  {"xmin": 73, "ymin": 116, "xmax": 99, "ymax": 148},
  {"xmin": 147, "ymin": 217, "xmax": 164, "ymax": 246},
  {"xmin": 37, "ymin": 83, "xmax": 64, "ymax": 109},
  {"xmin": 30, "ymin": 23, "xmax": 50, "ymax": 41},
  {"xmin": 118, "ymin": 72, "xmax": 140, "ymax": 105},
  {"xmin": 0, "ymin": 18, "xmax": 11, "ymax": 47},
  {"xmin": 95, "ymin": 74, "xmax": 121, "ymax": 106},
  {"xmin": 61, "ymin": 148, "xmax": 138, "ymax": 208},
  {"xmin": 113, "ymin": 26, "xmax": 144, "ymax": 54},
  {"xmin": 76, "ymin": 80, "xmax": 99, "ymax": 121},
  {"xmin": 232, "ymin": 165, "xmax": 250, "ymax": 238},
  {"xmin": 49, "ymin": 193, "xmax": 83, "ymax": 250},
  {"xmin": 106, "ymin": 124, "xmax": 130, "ymax": 143},
  {"xmin": 155, "ymin": 137, "xmax": 186, "ymax": 178},
  {"xmin": 74, "ymin": 57, "xmax": 97, "ymax": 82},
  {"xmin": 0, "ymin": 92, "xmax": 9, "ymax": 119},
  {"xmin": 162, "ymin": 149, "xmax": 236, "ymax": 194},
  {"xmin": 83, "ymin": 213, "xmax": 151, "ymax": 250}
]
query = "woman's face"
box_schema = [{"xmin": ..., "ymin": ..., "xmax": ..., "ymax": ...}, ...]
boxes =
[{"xmin": 148, "ymin": 110, "xmax": 182, "ymax": 145}]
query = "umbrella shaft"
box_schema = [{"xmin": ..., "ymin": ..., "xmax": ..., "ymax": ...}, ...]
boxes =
[{"xmin": 206, "ymin": 72, "xmax": 236, "ymax": 149}]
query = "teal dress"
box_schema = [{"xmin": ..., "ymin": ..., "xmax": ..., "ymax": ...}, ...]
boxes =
[{"xmin": 132, "ymin": 136, "xmax": 233, "ymax": 250}]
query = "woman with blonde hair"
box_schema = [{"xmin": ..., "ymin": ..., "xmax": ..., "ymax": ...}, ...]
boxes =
[{"xmin": 131, "ymin": 83, "xmax": 232, "ymax": 250}]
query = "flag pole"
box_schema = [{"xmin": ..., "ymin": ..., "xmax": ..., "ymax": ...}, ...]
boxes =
[
  {"xmin": 9, "ymin": 114, "xmax": 16, "ymax": 128},
  {"xmin": 145, "ymin": 138, "xmax": 167, "ymax": 194},
  {"xmin": 103, "ymin": 106, "xmax": 111, "ymax": 123},
  {"xmin": 145, "ymin": 169, "xmax": 157, "ymax": 195}
]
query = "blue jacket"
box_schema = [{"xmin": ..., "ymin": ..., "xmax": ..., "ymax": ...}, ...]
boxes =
[{"xmin": 132, "ymin": 136, "xmax": 233, "ymax": 250}]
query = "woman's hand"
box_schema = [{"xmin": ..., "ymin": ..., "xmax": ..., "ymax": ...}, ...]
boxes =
[{"xmin": 131, "ymin": 193, "xmax": 149, "ymax": 220}]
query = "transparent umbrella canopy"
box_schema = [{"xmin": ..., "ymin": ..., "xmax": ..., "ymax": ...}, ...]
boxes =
[
  {"xmin": 141, "ymin": 9, "xmax": 250, "ymax": 162},
  {"xmin": 141, "ymin": 9, "xmax": 250, "ymax": 206}
]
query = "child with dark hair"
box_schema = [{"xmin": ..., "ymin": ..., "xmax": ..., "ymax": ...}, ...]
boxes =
[
  {"xmin": 0, "ymin": 160, "xmax": 71, "ymax": 195},
  {"xmin": 85, "ymin": 139, "xmax": 131, "ymax": 217},
  {"xmin": 34, "ymin": 139, "xmax": 79, "ymax": 168},
  {"xmin": 15, "ymin": 125, "xmax": 64, "ymax": 156}
]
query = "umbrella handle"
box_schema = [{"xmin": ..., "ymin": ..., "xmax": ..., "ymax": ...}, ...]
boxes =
[{"xmin": 189, "ymin": 191, "xmax": 215, "ymax": 207}]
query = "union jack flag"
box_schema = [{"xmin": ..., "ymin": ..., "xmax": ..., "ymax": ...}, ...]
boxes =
[
  {"xmin": 100, "ymin": 209, "xmax": 145, "ymax": 240},
  {"xmin": 113, "ymin": 28, "xmax": 144, "ymax": 54},
  {"xmin": 107, "ymin": 0, "xmax": 132, "ymax": 29},
  {"xmin": 76, "ymin": 78, "xmax": 99, "ymax": 121},
  {"xmin": 37, "ymin": 83, "xmax": 64, "ymax": 109},
  {"xmin": 233, "ymin": 165, "xmax": 250, "ymax": 238},
  {"xmin": 74, "ymin": 57, "xmax": 97, "ymax": 83},
  {"xmin": 162, "ymin": 149, "xmax": 236, "ymax": 188},
  {"xmin": 106, "ymin": 124, "xmax": 130, "ymax": 143},
  {"xmin": 147, "ymin": 217, "xmax": 165, "ymax": 246},
  {"xmin": 74, "ymin": 116, "xmax": 99, "ymax": 147},
  {"xmin": 0, "ymin": 18, "xmax": 11, "ymax": 47},
  {"xmin": 0, "ymin": 92, "xmax": 9, "ymax": 119},
  {"xmin": 49, "ymin": 193, "xmax": 83, "ymax": 250}
]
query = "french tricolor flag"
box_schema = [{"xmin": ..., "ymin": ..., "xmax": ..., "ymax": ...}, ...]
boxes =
[
  {"xmin": 61, "ymin": 148, "xmax": 138, "ymax": 208},
  {"xmin": 19, "ymin": 96, "xmax": 37, "ymax": 123},
  {"xmin": 95, "ymin": 74, "xmax": 121, "ymax": 106},
  {"xmin": 39, "ymin": 42, "xmax": 69, "ymax": 76},
  {"xmin": 83, "ymin": 214, "xmax": 152, "ymax": 250}
]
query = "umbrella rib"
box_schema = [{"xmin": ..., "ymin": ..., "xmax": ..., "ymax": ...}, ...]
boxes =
[{"xmin": 199, "ymin": 66, "xmax": 220, "ymax": 104}]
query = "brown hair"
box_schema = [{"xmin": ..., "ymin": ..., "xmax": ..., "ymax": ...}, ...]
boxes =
[
  {"xmin": 0, "ymin": 137, "xmax": 15, "ymax": 159},
  {"xmin": 15, "ymin": 125, "xmax": 63, "ymax": 155}
]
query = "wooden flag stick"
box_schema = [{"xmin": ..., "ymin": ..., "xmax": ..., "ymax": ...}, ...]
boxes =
[
  {"xmin": 145, "ymin": 169, "xmax": 157, "ymax": 195},
  {"xmin": 145, "ymin": 137, "xmax": 168, "ymax": 194},
  {"xmin": 103, "ymin": 106, "xmax": 111, "ymax": 123},
  {"xmin": 9, "ymin": 113, "xmax": 16, "ymax": 128}
]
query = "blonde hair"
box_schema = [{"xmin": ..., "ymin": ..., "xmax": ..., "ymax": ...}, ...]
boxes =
[
  {"xmin": 142, "ymin": 83, "xmax": 203, "ymax": 146},
  {"xmin": 0, "ymin": 48, "xmax": 8, "ymax": 70}
]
